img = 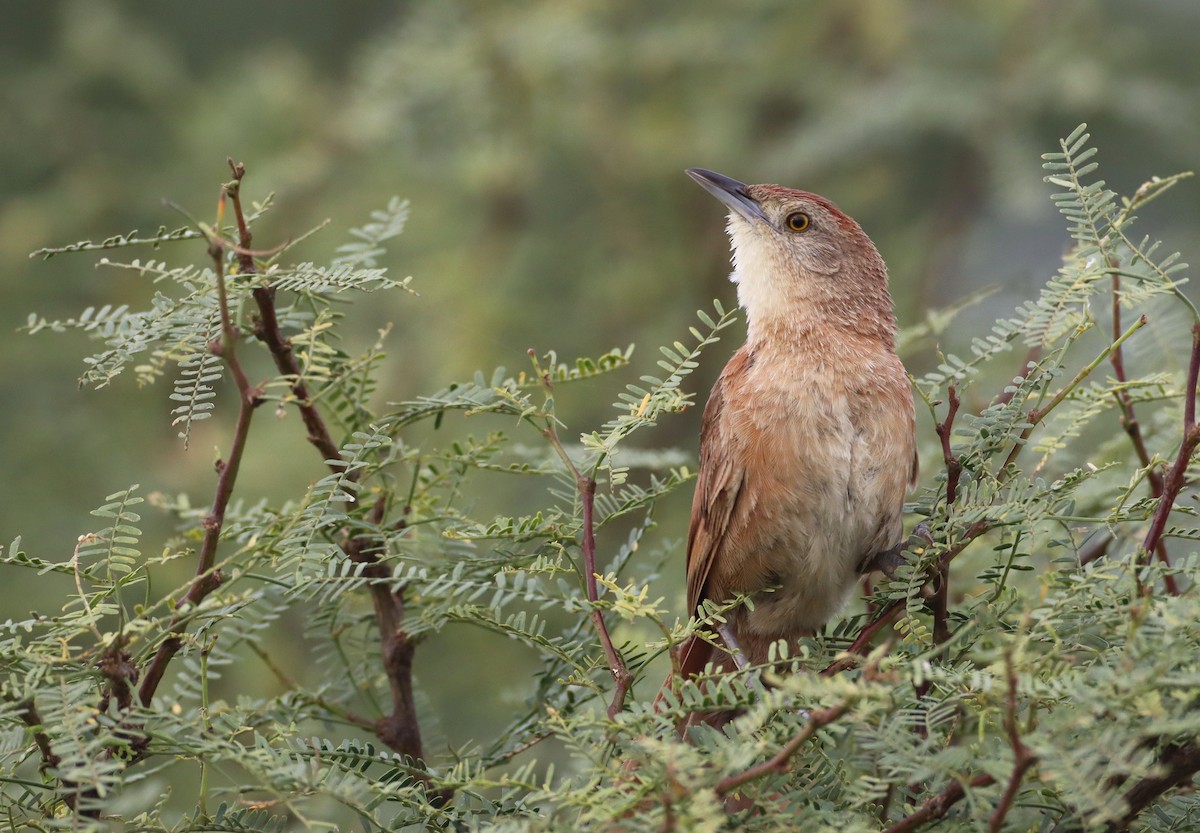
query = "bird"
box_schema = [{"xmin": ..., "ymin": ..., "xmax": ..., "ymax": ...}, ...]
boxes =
[{"xmin": 677, "ymin": 168, "xmax": 918, "ymax": 685}]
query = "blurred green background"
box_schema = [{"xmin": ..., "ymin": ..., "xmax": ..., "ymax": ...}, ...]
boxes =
[{"xmin": 5, "ymin": 0, "xmax": 1200, "ymax": 756}]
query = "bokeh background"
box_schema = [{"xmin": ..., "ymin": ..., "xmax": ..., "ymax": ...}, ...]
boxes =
[{"xmin": 5, "ymin": 0, "xmax": 1200, "ymax": 758}]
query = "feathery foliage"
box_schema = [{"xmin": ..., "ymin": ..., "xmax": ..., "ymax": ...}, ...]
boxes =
[{"xmin": 4, "ymin": 129, "xmax": 1200, "ymax": 832}]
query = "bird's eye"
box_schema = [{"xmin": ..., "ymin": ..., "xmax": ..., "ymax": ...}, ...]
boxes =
[{"xmin": 785, "ymin": 212, "xmax": 811, "ymax": 232}]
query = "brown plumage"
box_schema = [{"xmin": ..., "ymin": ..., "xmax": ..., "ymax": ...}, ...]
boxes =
[{"xmin": 678, "ymin": 169, "xmax": 917, "ymax": 681}]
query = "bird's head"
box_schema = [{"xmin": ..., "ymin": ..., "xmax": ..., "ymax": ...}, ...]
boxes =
[{"xmin": 686, "ymin": 168, "xmax": 893, "ymax": 341}]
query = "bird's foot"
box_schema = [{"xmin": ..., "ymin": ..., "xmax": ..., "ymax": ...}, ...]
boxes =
[
  {"xmin": 858, "ymin": 522, "xmax": 935, "ymax": 579},
  {"xmin": 858, "ymin": 543, "xmax": 905, "ymax": 578}
]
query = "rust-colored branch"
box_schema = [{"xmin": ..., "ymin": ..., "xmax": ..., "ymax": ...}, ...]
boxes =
[
  {"xmin": 251, "ymin": 285, "xmax": 346, "ymax": 469},
  {"xmin": 226, "ymin": 161, "xmax": 444, "ymax": 802},
  {"xmin": 138, "ymin": 222, "xmax": 260, "ymax": 709},
  {"xmin": 924, "ymin": 387, "xmax": 961, "ymax": 670},
  {"xmin": 987, "ymin": 654, "xmax": 1037, "ymax": 833},
  {"xmin": 1104, "ymin": 741, "xmax": 1200, "ymax": 833},
  {"xmin": 1140, "ymin": 323, "xmax": 1200, "ymax": 585},
  {"xmin": 345, "ymin": 503, "xmax": 420, "ymax": 752},
  {"xmin": 1110, "ymin": 273, "xmax": 1164, "ymax": 497},
  {"xmin": 530, "ymin": 351, "xmax": 632, "ymax": 719},
  {"xmin": 936, "ymin": 386, "xmax": 962, "ymax": 505},
  {"xmin": 881, "ymin": 773, "xmax": 995, "ymax": 833},
  {"xmin": 582, "ymin": 478, "xmax": 634, "ymax": 718},
  {"xmin": 343, "ymin": 497, "xmax": 450, "ymax": 805},
  {"xmin": 713, "ymin": 701, "xmax": 852, "ymax": 796},
  {"xmin": 223, "ymin": 159, "xmax": 346, "ymax": 475},
  {"xmin": 16, "ymin": 698, "xmax": 60, "ymax": 773},
  {"xmin": 1107, "ymin": 267, "xmax": 1179, "ymax": 594},
  {"xmin": 821, "ymin": 604, "xmax": 901, "ymax": 676}
]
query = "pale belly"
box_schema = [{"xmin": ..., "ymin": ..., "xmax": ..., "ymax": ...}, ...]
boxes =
[{"xmin": 729, "ymin": 386, "xmax": 907, "ymax": 640}]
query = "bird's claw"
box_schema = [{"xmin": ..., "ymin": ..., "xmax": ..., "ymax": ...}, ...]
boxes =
[{"xmin": 859, "ymin": 522, "xmax": 935, "ymax": 579}]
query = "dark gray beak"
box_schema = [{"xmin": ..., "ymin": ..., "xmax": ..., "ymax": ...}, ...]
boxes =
[{"xmin": 685, "ymin": 168, "xmax": 768, "ymax": 224}]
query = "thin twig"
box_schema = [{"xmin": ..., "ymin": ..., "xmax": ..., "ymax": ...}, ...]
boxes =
[
  {"xmin": 15, "ymin": 698, "xmax": 60, "ymax": 773},
  {"xmin": 138, "ymin": 222, "xmax": 260, "ymax": 708},
  {"xmin": 1140, "ymin": 323, "xmax": 1200, "ymax": 578},
  {"xmin": 821, "ymin": 606, "xmax": 901, "ymax": 676},
  {"xmin": 225, "ymin": 162, "xmax": 446, "ymax": 803},
  {"xmin": 936, "ymin": 386, "xmax": 962, "ymax": 505},
  {"xmin": 71, "ymin": 535, "xmax": 104, "ymax": 641},
  {"xmin": 987, "ymin": 652, "xmax": 1037, "ymax": 833},
  {"xmin": 713, "ymin": 701, "xmax": 852, "ymax": 796},
  {"xmin": 927, "ymin": 385, "xmax": 961, "ymax": 653},
  {"xmin": 1109, "ymin": 273, "xmax": 1165, "ymax": 497},
  {"xmin": 929, "ymin": 564, "xmax": 951, "ymax": 648},
  {"xmin": 880, "ymin": 773, "xmax": 996, "ymax": 833},
  {"xmin": 529, "ymin": 350, "xmax": 633, "ymax": 719},
  {"xmin": 224, "ymin": 162, "xmax": 346, "ymax": 476},
  {"xmin": 1107, "ymin": 266, "xmax": 1179, "ymax": 594}
]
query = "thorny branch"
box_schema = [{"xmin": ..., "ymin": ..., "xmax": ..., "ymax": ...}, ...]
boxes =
[
  {"xmin": 224, "ymin": 160, "xmax": 346, "ymax": 475},
  {"xmin": 713, "ymin": 700, "xmax": 853, "ymax": 796},
  {"xmin": 1106, "ymin": 265, "xmax": 1179, "ymax": 595},
  {"xmin": 1105, "ymin": 741, "xmax": 1200, "ymax": 833},
  {"xmin": 1140, "ymin": 323, "xmax": 1200, "ymax": 571},
  {"xmin": 530, "ymin": 350, "xmax": 633, "ymax": 719},
  {"xmin": 880, "ymin": 773, "xmax": 996, "ymax": 833},
  {"xmin": 928, "ymin": 384, "xmax": 961, "ymax": 651},
  {"xmin": 224, "ymin": 162, "xmax": 445, "ymax": 802},
  {"xmin": 987, "ymin": 653, "xmax": 1037, "ymax": 833},
  {"xmin": 137, "ymin": 199, "xmax": 262, "ymax": 710}
]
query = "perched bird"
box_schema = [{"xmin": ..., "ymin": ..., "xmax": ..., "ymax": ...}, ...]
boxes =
[{"xmin": 678, "ymin": 169, "xmax": 917, "ymax": 682}]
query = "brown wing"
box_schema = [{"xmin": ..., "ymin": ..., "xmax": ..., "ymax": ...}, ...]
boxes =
[{"xmin": 685, "ymin": 348, "xmax": 751, "ymax": 618}]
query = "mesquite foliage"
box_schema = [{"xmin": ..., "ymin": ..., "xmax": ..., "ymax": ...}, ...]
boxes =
[{"xmin": 4, "ymin": 128, "xmax": 1200, "ymax": 832}]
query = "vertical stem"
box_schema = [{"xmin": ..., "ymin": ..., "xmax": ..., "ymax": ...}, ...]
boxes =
[
  {"xmin": 579, "ymin": 477, "xmax": 633, "ymax": 717},
  {"xmin": 927, "ymin": 385, "xmax": 961, "ymax": 655},
  {"xmin": 138, "ymin": 227, "xmax": 260, "ymax": 709},
  {"xmin": 224, "ymin": 161, "xmax": 444, "ymax": 801},
  {"xmin": 1108, "ymin": 267, "xmax": 1179, "ymax": 594},
  {"xmin": 987, "ymin": 652, "xmax": 1036, "ymax": 833},
  {"xmin": 530, "ymin": 351, "xmax": 632, "ymax": 718},
  {"xmin": 1140, "ymin": 324, "xmax": 1200, "ymax": 567},
  {"xmin": 936, "ymin": 386, "xmax": 962, "ymax": 505},
  {"xmin": 198, "ymin": 634, "xmax": 215, "ymax": 818}
]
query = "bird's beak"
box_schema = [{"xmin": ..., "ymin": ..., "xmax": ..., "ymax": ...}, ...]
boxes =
[{"xmin": 686, "ymin": 168, "xmax": 768, "ymax": 224}]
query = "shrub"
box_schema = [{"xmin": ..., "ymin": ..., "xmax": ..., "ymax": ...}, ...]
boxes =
[{"xmin": 4, "ymin": 129, "xmax": 1200, "ymax": 832}]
